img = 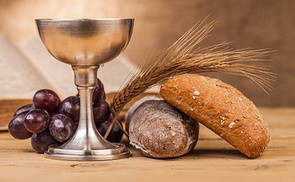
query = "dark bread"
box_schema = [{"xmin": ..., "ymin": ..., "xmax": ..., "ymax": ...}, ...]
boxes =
[
  {"xmin": 128, "ymin": 99, "xmax": 199, "ymax": 158},
  {"xmin": 160, "ymin": 74, "xmax": 270, "ymax": 158},
  {"xmin": 125, "ymin": 96, "xmax": 162, "ymax": 133}
]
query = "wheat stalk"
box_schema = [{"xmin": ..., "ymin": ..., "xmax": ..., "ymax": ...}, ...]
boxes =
[{"xmin": 104, "ymin": 19, "xmax": 276, "ymax": 138}]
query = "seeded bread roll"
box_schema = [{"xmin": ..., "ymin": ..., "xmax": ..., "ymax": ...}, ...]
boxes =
[
  {"xmin": 128, "ymin": 99, "xmax": 199, "ymax": 158},
  {"xmin": 160, "ymin": 74, "xmax": 270, "ymax": 158}
]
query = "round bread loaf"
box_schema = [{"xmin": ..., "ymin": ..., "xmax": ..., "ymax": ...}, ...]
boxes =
[
  {"xmin": 160, "ymin": 74, "xmax": 270, "ymax": 158},
  {"xmin": 125, "ymin": 95, "xmax": 162, "ymax": 133},
  {"xmin": 128, "ymin": 99, "xmax": 199, "ymax": 158}
]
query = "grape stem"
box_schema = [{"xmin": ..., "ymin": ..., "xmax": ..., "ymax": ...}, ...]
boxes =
[{"xmin": 104, "ymin": 112, "xmax": 129, "ymax": 139}]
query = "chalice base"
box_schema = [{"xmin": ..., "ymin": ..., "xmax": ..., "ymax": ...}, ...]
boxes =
[{"xmin": 45, "ymin": 143, "xmax": 130, "ymax": 160}]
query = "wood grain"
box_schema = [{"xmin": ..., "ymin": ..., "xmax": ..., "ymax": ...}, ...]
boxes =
[{"xmin": 0, "ymin": 107, "xmax": 294, "ymax": 182}]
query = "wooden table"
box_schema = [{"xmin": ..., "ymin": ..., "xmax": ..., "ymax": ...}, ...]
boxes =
[{"xmin": 0, "ymin": 108, "xmax": 294, "ymax": 182}]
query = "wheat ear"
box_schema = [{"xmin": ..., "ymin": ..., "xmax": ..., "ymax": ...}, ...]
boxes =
[{"xmin": 104, "ymin": 19, "xmax": 275, "ymax": 138}]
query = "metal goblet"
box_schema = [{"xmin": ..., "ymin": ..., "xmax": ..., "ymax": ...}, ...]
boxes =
[{"xmin": 36, "ymin": 18, "xmax": 134, "ymax": 160}]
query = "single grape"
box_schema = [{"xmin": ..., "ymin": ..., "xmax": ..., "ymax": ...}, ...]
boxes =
[
  {"xmin": 49, "ymin": 114, "xmax": 76, "ymax": 143},
  {"xmin": 59, "ymin": 96, "xmax": 80, "ymax": 123},
  {"xmin": 24, "ymin": 109, "xmax": 50, "ymax": 133},
  {"xmin": 96, "ymin": 116, "xmax": 123, "ymax": 143},
  {"xmin": 92, "ymin": 78, "xmax": 105, "ymax": 104},
  {"xmin": 13, "ymin": 104, "xmax": 35, "ymax": 117},
  {"xmin": 31, "ymin": 129, "xmax": 59, "ymax": 153},
  {"xmin": 8, "ymin": 112, "xmax": 32, "ymax": 139},
  {"xmin": 93, "ymin": 100, "xmax": 111, "ymax": 125},
  {"xmin": 33, "ymin": 89, "xmax": 61, "ymax": 114}
]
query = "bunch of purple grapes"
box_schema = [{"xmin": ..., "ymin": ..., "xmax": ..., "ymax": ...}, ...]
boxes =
[{"xmin": 8, "ymin": 78, "xmax": 123, "ymax": 153}]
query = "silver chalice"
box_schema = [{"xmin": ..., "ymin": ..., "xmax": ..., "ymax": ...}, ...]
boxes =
[{"xmin": 36, "ymin": 18, "xmax": 134, "ymax": 160}]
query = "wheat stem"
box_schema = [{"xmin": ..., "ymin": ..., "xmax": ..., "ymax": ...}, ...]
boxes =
[{"xmin": 103, "ymin": 19, "xmax": 275, "ymax": 139}]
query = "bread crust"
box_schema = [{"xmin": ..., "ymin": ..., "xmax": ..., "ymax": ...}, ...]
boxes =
[
  {"xmin": 160, "ymin": 74, "xmax": 270, "ymax": 158},
  {"xmin": 128, "ymin": 99, "xmax": 199, "ymax": 158}
]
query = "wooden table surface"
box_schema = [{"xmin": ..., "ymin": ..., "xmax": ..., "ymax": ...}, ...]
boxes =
[{"xmin": 0, "ymin": 107, "xmax": 294, "ymax": 182}]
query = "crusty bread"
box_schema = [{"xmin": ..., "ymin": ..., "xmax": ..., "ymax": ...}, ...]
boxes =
[
  {"xmin": 160, "ymin": 74, "xmax": 270, "ymax": 158},
  {"xmin": 125, "ymin": 95, "xmax": 162, "ymax": 133},
  {"xmin": 128, "ymin": 99, "xmax": 199, "ymax": 158}
]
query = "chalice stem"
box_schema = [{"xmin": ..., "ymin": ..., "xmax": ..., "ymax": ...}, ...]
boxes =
[
  {"xmin": 70, "ymin": 65, "xmax": 113, "ymax": 150},
  {"xmin": 78, "ymin": 87, "xmax": 95, "ymax": 150}
]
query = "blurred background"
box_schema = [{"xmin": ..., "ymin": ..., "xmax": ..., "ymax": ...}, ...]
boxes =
[{"xmin": 0, "ymin": 0, "xmax": 294, "ymax": 107}]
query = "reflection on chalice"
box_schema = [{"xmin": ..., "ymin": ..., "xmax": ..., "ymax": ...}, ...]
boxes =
[{"xmin": 36, "ymin": 18, "xmax": 134, "ymax": 160}]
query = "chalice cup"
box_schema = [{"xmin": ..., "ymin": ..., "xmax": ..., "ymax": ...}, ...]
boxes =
[{"xmin": 36, "ymin": 18, "xmax": 134, "ymax": 160}]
